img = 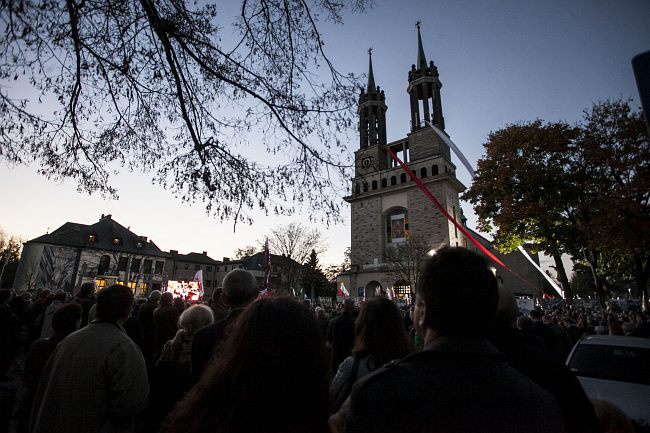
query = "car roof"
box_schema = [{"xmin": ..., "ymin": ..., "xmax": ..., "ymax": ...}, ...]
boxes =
[{"xmin": 577, "ymin": 335, "xmax": 650, "ymax": 349}]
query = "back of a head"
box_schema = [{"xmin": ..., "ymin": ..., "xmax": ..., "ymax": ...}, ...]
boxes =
[
  {"xmin": 222, "ymin": 269, "xmax": 258, "ymax": 307},
  {"xmin": 149, "ymin": 290, "xmax": 162, "ymax": 302},
  {"xmin": 343, "ymin": 297, "xmax": 355, "ymax": 312},
  {"xmin": 591, "ymin": 399, "xmax": 635, "ymax": 433},
  {"xmin": 416, "ymin": 247, "xmax": 498, "ymax": 337},
  {"xmin": 79, "ymin": 282, "xmax": 95, "ymax": 297},
  {"xmin": 211, "ymin": 287, "xmax": 223, "ymax": 304},
  {"xmin": 179, "ymin": 304, "xmax": 214, "ymax": 333},
  {"xmin": 494, "ymin": 286, "xmax": 518, "ymax": 328},
  {"xmin": 96, "ymin": 284, "xmax": 134, "ymax": 323},
  {"xmin": 53, "ymin": 291, "xmax": 67, "ymax": 302},
  {"xmin": 160, "ymin": 291, "xmax": 173, "ymax": 306},
  {"xmin": 165, "ymin": 297, "xmax": 329, "ymax": 433},
  {"xmin": 52, "ymin": 303, "xmax": 83, "ymax": 333},
  {"xmin": 353, "ymin": 297, "xmax": 411, "ymax": 364}
]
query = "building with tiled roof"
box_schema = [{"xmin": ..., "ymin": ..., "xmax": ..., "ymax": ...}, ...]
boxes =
[{"xmin": 14, "ymin": 214, "xmax": 170, "ymax": 295}]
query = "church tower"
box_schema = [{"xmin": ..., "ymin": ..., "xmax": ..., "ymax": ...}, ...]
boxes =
[{"xmin": 342, "ymin": 25, "xmax": 465, "ymax": 303}]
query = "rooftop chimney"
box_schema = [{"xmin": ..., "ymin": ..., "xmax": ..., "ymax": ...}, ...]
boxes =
[
  {"xmin": 202, "ymin": 251, "xmax": 207, "ymax": 255},
  {"xmin": 223, "ymin": 257, "xmax": 230, "ymax": 262}
]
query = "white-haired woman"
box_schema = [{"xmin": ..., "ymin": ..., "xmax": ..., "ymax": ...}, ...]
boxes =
[{"xmin": 144, "ymin": 304, "xmax": 214, "ymax": 433}]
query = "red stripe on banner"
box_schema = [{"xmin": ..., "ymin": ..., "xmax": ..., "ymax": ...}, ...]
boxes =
[{"xmin": 384, "ymin": 147, "xmax": 509, "ymax": 269}]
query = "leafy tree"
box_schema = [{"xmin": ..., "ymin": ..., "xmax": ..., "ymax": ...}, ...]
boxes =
[
  {"xmin": 463, "ymin": 121, "xmax": 578, "ymax": 301},
  {"xmin": 383, "ymin": 236, "xmax": 432, "ymax": 294},
  {"xmin": 0, "ymin": 0, "xmax": 369, "ymax": 225},
  {"xmin": 574, "ymin": 100, "xmax": 650, "ymax": 298},
  {"xmin": 301, "ymin": 249, "xmax": 327, "ymax": 300}
]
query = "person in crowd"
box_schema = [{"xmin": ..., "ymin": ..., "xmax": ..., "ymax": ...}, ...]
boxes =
[
  {"xmin": 343, "ymin": 247, "xmax": 566, "ymax": 433},
  {"xmin": 172, "ymin": 296, "xmax": 186, "ymax": 316},
  {"xmin": 327, "ymin": 297, "xmax": 356, "ymax": 374},
  {"xmin": 17, "ymin": 303, "xmax": 82, "ymax": 433},
  {"xmin": 608, "ymin": 316, "xmax": 625, "ymax": 335},
  {"xmin": 209, "ymin": 287, "xmax": 228, "ymax": 323},
  {"xmin": 191, "ymin": 269, "xmax": 258, "ymax": 379},
  {"xmin": 0, "ymin": 289, "xmax": 20, "ymax": 380},
  {"xmin": 73, "ymin": 282, "xmax": 96, "ymax": 327},
  {"xmin": 144, "ymin": 305, "xmax": 214, "ymax": 433},
  {"xmin": 139, "ymin": 290, "xmax": 161, "ymax": 365},
  {"xmin": 330, "ymin": 297, "xmax": 412, "ymax": 412},
  {"xmin": 314, "ymin": 306, "xmax": 330, "ymax": 339},
  {"xmin": 153, "ymin": 292, "xmax": 180, "ymax": 360},
  {"xmin": 30, "ymin": 284, "xmax": 149, "ymax": 433},
  {"xmin": 160, "ymin": 297, "xmax": 330, "ymax": 433},
  {"xmin": 40, "ymin": 291, "xmax": 66, "ymax": 338},
  {"xmin": 488, "ymin": 287, "xmax": 599, "ymax": 433}
]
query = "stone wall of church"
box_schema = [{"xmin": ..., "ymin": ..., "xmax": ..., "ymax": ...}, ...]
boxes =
[
  {"xmin": 350, "ymin": 196, "xmax": 383, "ymax": 267},
  {"xmin": 408, "ymin": 128, "xmax": 451, "ymax": 161},
  {"xmin": 407, "ymin": 182, "xmax": 451, "ymax": 248}
]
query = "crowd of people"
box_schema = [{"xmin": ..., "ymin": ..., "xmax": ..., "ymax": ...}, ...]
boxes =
[{"xmin": 0, "ymin": 247, "xmax": 648, "ymax": 433}]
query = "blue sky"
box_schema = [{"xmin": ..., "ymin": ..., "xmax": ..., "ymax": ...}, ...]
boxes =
[{"xmin": 1, "ymin": 0, "xmax": 648, "ymax": 267}]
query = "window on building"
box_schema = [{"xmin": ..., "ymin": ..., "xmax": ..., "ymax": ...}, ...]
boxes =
[
  {"xmin": 88, "ymin": 234, "xmax": 97, "ymax": 243},
  {"xmin": 400, "ymin": 173, "xmax": 407, "ymax": 183},
  {"xmin": 372, "ymin": 180, "xmax": 377, "ymax": 190},
  {"xmin": 139, "ymin": 282, "xmax": 149, "ymax": 291},
  {"xmin": 362, "ymin": 182, "xmax": 368, "ymax": 192},
  {"xmin": 206, "ymin": 280, "xmax": 212, "ymax": 287},
  {"xmin": 194, "ymin": 264, "xmax": 201, "ymax": 271},
  {"xmin": 421, "ymin": 167, "xmax": 427, "ymax": 178},
  {"xmin": 95, "ymin": 279, "xmax": 106, "ymax": 288},
  {"xmin": 113, "ymin": 237, "xmax": 122, "ymax": 246},
  {"xmin": 136, "ymin": 242, "xmax": 143, "ymax": 248},
  {"xmin": 207, "ymin": 265, "xmax": 213, "ymax": 272},
  {"xmin": 381, "ymin": 178, "xmax": 387, "ymax": 188},
  {"xmin": 355, "ymin": 184, "xmax": 360, "ymax": 194},
  {"xmin": 130, "ymin": 258, "xmax": 141, "ymax": 273},
  {"xmin": 386, "ymin": 208, "xmax": 409, "ymax": 244},
  {"xmin": 143, "ymin": 259, "xmax": 153, "ymax": 274},
  {"xmin": 453, "ymin": 205, "xmax": 458, "ymax": 237},
  {"xmin": 97, "ymin": 255, "xmax": 111, "ymax": 275},
  {"xmin": 118, "ymin": 256, "xmax": 128, "ymax": 272},
  {"xmin": 432, "ymin": 165, "xmax": 439, "ymax": 175},
  {"xmin": 154, "ymin": 261, "xmax": 164, "ymax": 274},
  {"xmin": 184, "ymin": 264, "xmax": 189, "ymax": 270},
  {"xmin": 390, "ymin": 176, "xmax": 396, "ymax": 186},
  {"xmin": 389, "ymin": 141, "xmax": 409, "ymax": 168}
]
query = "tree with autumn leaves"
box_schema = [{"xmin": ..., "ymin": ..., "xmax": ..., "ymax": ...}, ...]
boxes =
[{"xmin": 465, "ymin": 100, "xmax": 649, "ymax": 301}]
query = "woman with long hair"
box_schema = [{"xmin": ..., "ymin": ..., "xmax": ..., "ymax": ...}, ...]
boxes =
[
  {"xmin": 330, "ymin": 297, "xmax": 412, "ymax": 412},
  {"xmin": 160, "ymin": 297, "xmax": 330, "ymax": 433}
]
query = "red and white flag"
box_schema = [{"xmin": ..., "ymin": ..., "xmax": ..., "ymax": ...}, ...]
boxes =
[{"xmin": 193, "ymin": 270, "xmax": 203, "ymax": 292}]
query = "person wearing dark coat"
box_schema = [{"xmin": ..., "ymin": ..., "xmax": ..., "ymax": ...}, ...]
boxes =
[
  {"xmin": 488, "ymin": 287, "xmax": 599, "ymax": 433},
  {"xmin": 73, "ymin": 282, "xmax": 96, "ymax": 327},
  {"xmin": 327, "ymin": 298, "xmax": 356, "ymax": 373},
  {"xmin": 152, "ymin": 292, "xmax": 179, "ymax": 360},
  {"xmin": 138, "ymin": 290, "xmax": 161, "ymax": 365},
  {"xmin": 190, "ymin": 269, "xmax": 259, "ymax": 380},
  {"xmin": 343, "ymin": 247, "xmax": 566, "ymax": 433}
]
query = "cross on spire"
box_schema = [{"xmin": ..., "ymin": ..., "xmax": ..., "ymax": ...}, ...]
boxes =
[{"xmin": 416, "ymin": 20, "xmax": 421, "ymax": 30}]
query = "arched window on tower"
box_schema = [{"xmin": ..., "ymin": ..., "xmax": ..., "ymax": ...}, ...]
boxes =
[
  {"xmin": 372, "ymin": 180, "xmax": 378, "ymax": 190},
  {"xmin": 432, "ymin": 165, "xmax": 439, "ymax": 175},
  {"xmin": 420, "ymin": 167, "xmax": 428, "ymax": 178},
  {"xmin": 363, "ymin": 182, "xmax": 369, "ymax": 192},
  {"xmin": 385, "ymin": 208, "xmax": 409, "ymax": 244},
  {"xmin": 400, "ymin": 173, "xmax": 407, "ymax": 183},
  {"xmin": 390, "ymin": 176, "xmax": 397, "ymax": 186},
  {"xmin": 381, "ymin": 178, "xmax": 387, "ymax": 188},
  {"xmin": 355, "ymin": 184, "xmax": 361, "ymax": 194}
]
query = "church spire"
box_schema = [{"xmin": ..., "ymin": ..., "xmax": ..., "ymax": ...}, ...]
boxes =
[
  {"xmin": 407, "ymin": 22, "xmax": 445, "ymax": 131},
  {"xmin": 367, "ymin": 48, "xmax": 376, "ymax": 91},
  {"xmin": 358, "ymin": 48, "xmax": 387, "ymax": 149},
  {"xmin": 416, "ymin": 21, "xmax": 427, "ymax": 70}
]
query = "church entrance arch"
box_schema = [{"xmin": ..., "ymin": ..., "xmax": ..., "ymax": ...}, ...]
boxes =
[{"xmin": 365, "ymin": 280, "xmax": 382, "ymax": 298}]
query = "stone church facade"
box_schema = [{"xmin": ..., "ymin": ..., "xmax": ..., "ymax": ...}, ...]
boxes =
[{"xmin": 338, "ymin": 26, "xmax": 465, "ymax": 304}]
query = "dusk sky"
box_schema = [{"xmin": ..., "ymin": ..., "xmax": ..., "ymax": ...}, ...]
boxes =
[{"xmin": 1, "ymin": 0, "xmax": 649, "ymax": 267}]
